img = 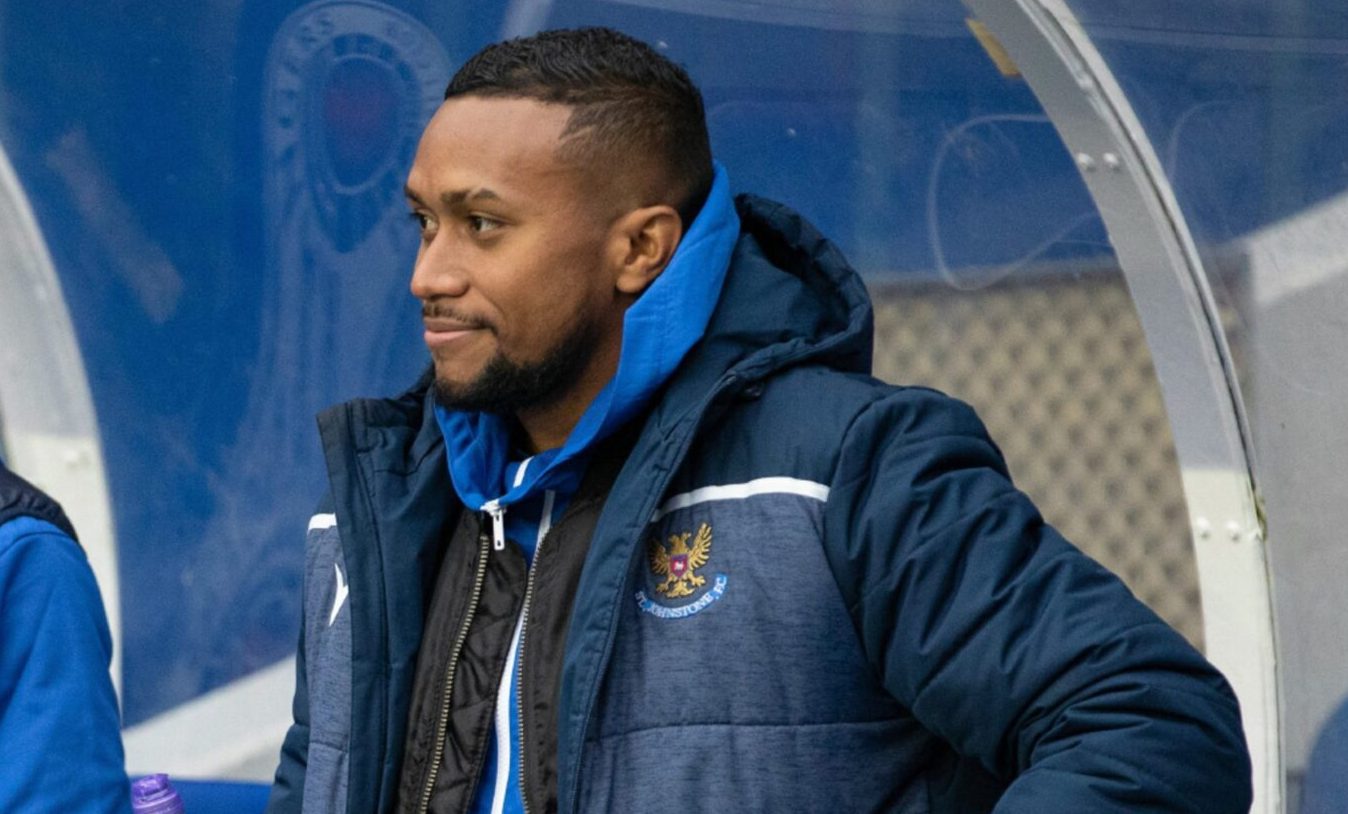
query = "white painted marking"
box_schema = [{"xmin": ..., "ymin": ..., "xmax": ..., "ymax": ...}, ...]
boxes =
[
  {"xmin": 653, "ymin": 476, "xmax": 830, "ymax": 521},
  {"xmin": 123, "ymin": 657, "xmax": 296, "ymax": 781},
  {"xmin": 1242, "ymin": 189, "xmax": 1348, "ymax": 308}
]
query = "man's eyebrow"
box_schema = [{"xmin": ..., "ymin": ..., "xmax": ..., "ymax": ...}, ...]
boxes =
[
  {"xmin": 403, "ymin": 185, "xmax": 503, "ymax": 207},
  {"xmin": 441, "ymin": 188, "xmax": 502, "ymax": 207}
]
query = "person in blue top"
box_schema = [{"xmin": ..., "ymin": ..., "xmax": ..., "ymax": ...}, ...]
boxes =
[
  {"xmin": 0, "ymin": 458, "xmax": 131, "ymax": 813},
  {"xmin": 267, "ymin": 26, "xmax": 1251, "ymax": 814}
]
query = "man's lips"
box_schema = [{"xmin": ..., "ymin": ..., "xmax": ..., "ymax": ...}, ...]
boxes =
[
  {"xmin": 423, "ymin": 316, "xmax": 481, "ymax": 332},
  {"xmin": 422, "ymin": 315, "xmax": 488, "ymax": 349}
]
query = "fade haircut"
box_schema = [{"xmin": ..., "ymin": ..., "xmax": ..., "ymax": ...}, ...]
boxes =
[{"xmin": 444, "ymin": 27, "xmax": 714, "ymax": 226}]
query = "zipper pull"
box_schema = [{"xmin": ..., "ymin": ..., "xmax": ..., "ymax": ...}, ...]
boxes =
[{"xmin": 482, "ymin": 500, "xmax": 507, "ymax": 551}]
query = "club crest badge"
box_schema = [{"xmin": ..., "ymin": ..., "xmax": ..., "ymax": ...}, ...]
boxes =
[
  {"xmin": 637, "ymin": 522, "xmax": 728, "ymax": 619},
  {"xmin": 650, "ymin": 522, "xmax": 713, "ymax": 598}
]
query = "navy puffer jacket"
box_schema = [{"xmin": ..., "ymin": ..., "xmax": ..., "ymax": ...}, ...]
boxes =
[{"xmin": 268, "ymin": 195, "xmax": 1251, "ymax": 813}]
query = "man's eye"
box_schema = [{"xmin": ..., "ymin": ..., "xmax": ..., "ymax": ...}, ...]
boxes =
[
  {"xmin": 467, "ymin": 215, "xmax": 503, "ymax": 235},
  {"xmin": 409, "ymin": 212, "xmax": 433, "ymax": 235}
]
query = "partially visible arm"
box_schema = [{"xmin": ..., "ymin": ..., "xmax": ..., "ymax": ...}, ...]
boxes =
[
  {"xmin": 822, "ymin": 388, "xmax": 1251, "ymax": 813},
  {"xmin": 0, "ymin": 517, "xmax": 132, "ymax": 814}
]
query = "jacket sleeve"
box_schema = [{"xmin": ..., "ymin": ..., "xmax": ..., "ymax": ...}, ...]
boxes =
[
  {"xmin": 0, "ymin": 518, "xmax": 132, "ymax": 814},
  {"xmin": 266, "ymin": 558, "xmax": 311, "ymax": 813},
  {"xmin": 821, "ymin": 388, "xmax": 1252, "ymax": 813}
]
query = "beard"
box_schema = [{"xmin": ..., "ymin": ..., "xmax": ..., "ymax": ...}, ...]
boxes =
[{"xmin": 432, "ymin": 315, "xmax": 604, "ymax": 416}]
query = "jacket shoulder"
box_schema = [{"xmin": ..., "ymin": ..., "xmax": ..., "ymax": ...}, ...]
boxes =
[
  {"xmin": 757, "ymin": 367, "xmax": 998, "ymax": 463},
  {"xmin": 680, "ymin": 365, "xmax": 994, "ymax": 498}
]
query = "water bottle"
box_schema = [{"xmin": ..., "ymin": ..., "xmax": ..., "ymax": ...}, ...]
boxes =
[{"xmin": 131, "ymin": 774, "xmax": 185, "ymax": 814}]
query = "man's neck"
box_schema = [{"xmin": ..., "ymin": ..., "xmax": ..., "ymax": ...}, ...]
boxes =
[{"xmin": 514, "ymin": 375, "xmax": 609, "ymax": 454}]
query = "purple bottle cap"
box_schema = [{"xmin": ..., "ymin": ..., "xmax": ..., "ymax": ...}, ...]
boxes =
[{"xmin": 131, "ymin": 774, "xmax": 185, "ymax": 814}]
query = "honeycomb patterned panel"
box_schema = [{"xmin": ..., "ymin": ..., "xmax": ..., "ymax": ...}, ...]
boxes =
[{"xmin": 869, "ymin": 274, "xmax": 1203, "ymax": 649}]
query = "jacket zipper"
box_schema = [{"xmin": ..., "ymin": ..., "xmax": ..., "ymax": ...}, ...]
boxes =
[
  {"xmin": 417, "ymin": 520, "xmax": 492, "ymax": 814},
  {"xmin": 484, "ymin": 499, "xmax": 507, "ymax": 551},
  {"xmin": 514, "ymin": 540, "xmax": 543, "ymax": 814}
]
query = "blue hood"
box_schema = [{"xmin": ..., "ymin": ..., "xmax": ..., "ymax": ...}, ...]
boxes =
[{"xmin": 435, "ymin": 163, "xmax": 740, "ymax": 511}]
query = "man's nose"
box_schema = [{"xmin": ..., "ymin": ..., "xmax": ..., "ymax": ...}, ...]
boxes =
[{"xmin": 410, "ymin": 238, "xmax": 470, "ymax": 300}]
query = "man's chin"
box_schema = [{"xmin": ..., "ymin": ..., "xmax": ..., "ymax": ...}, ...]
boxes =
[
  {"xmin": 430, "ymin": 356, "xmax": 482, "ymax": 389},
  {"xmin": 433, "ymin": 380, "xmax": 480, "ymax": 413},
  {"xmin": 431, "ymin": 363, "xmax": 521, "ymax": 415},
  {"xmin": 431, "ymin": 320, "xmax": 599, "ymax": 416},
  {"xmin": 431, "ymin": 374, "xmax": 480, "ymax": 409}
]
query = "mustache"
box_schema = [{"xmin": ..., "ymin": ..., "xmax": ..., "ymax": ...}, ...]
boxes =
[{"xmin": 421, "ymin": 302, "xmax": 492, "ymax": 331}]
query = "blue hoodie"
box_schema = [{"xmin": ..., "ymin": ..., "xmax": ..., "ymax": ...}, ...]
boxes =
[
  {"xmin": 0, "ymin": 463, "xmax": 131, "ymax": 814},
  {"xmin": 432, "ymin": 164, "xmax": 740, "ymax": 814}
]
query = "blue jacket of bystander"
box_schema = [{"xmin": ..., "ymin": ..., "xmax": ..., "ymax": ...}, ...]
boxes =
[{"xmin": 0, "ymin": 461, "xmax": 130, "ymax": 814}]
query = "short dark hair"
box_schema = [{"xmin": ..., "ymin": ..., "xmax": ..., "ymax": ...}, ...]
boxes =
[{"xmin": 444, "ymin": 27, "xmax": 714, "ymax": 225}]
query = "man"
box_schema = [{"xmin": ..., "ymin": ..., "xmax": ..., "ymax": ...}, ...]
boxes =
[
  {"xmin": 268, "ymin": 27, "xmax": 1251, "ymax": 814},
  {"xmin": 0, "ymin": 458, "xmax": 131, "ymax": 813}
]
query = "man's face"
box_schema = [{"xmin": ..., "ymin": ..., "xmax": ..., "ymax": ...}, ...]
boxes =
[{"xmin": 404, "ymin": 96, "xmax": 625, "ymax": 416}]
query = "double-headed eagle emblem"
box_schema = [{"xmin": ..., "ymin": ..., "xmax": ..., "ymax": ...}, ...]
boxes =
[{"xmin": 649, "ymin": 522, "xmax": 713, "ymax": 599}]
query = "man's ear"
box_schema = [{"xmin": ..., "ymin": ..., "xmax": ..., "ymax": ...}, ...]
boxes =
[{"xmin": 609, "ymin": 205, "xmax": 683, "ymax": 296}]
